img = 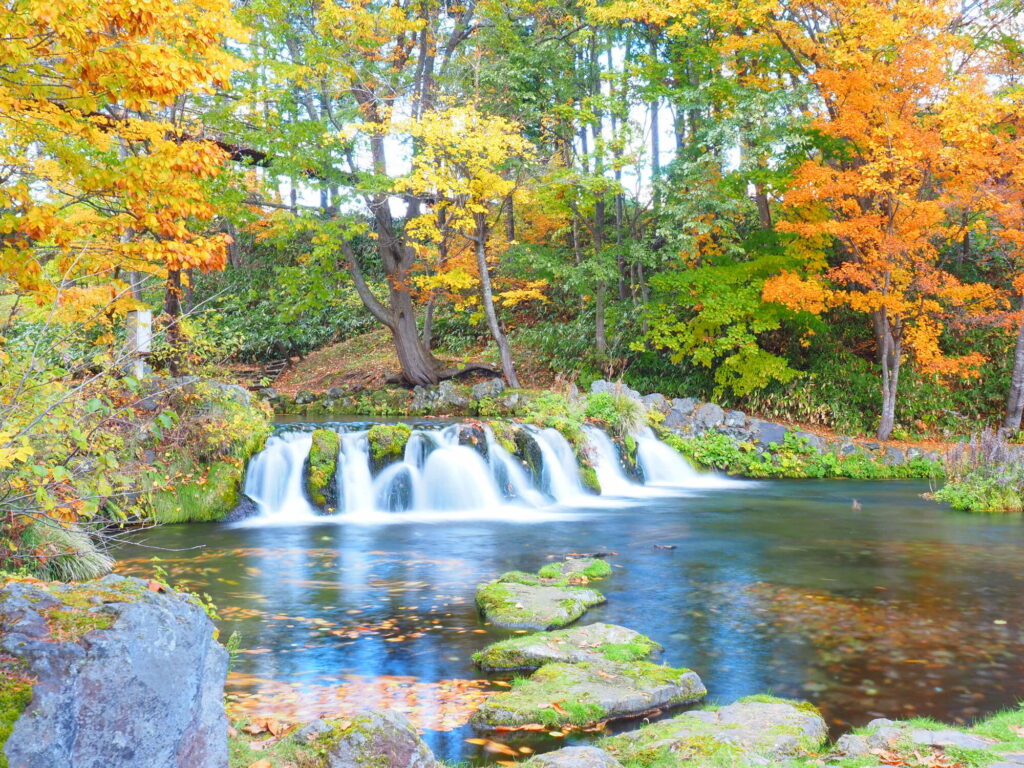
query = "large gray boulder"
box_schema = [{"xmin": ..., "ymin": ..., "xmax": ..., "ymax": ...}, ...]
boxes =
[
  {"xmin": 472, "ymin": 378, "xmax": 506, "ymax": 400},
  {"xmin": 1, "ymin": 575, "xmax": 228, "ymax": 768},
  {"xmin": 324, "ymin": 710, "xmax": 437, "ymax": 768},
  {"xmin": 693, "ymin": 403, "xmax": 725, "ymax": 431},
  {"xmin": 664, "ymin": 398, "xmax": 698, "ymax": 429},
  {"xmin": 590, "ymin": 380, "xmax": 641, "ymax": 401},
  {"xmin": 749, "ymin": 419, "xmax": 788, "ymax": 449},
  {"xmin": 640, "ymin": 393, "xmax": 670, "ymax": 412}
]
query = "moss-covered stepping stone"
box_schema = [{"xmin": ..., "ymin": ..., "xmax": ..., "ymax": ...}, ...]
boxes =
[
  {"xmin": 476, "ymin": 581, "xmax": 605, "ymax": 631},
  {"xmin": 471, "ymin": 661, "xmax": 706, "ymax": 730},
  {"xmin": 600, "ymin": 695, "xmax": 828, "ymax": 766},
  {"xmin": 473, "ymin": 623, "xmax": 660, "ymax": 671},
  {"xmin": 538, "ymin": 557, "xmax": 612, "ymax": 581}
]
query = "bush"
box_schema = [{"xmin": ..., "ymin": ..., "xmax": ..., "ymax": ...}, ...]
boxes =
[
  {"xmin": 584, "ymin": 391, "xmax": 646, "ymax": 438},
  {"xmin": 931, "ymin": 431, "xmax": 1024, "ymax": 513},
  {"xmin": 661, "ymin": 430, "xmax": 943, "ymax": 480}
]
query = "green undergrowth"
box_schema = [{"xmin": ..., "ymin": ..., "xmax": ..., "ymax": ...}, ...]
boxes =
[
  {"xmin": 17, "ymin": 522, "xmax": 113, "ymax": 581},
  {"xmin": 661, "ymin": 429, "xmax": 944, "ymax": 480}
]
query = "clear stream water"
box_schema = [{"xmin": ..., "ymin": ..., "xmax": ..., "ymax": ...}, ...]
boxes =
[{"xmin": 115, "ymin": 422, "xmax": 1024, "ymax": 764}]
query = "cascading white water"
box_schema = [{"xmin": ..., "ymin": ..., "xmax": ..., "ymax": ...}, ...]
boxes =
[
  {"xmin": 483, "ymin": 426, "xmax": 547, "ymax": 506},
  {"xmin": 338, "ymin": 432, "xmax": 375, "ymax": 514},
  {"xmin": 529, "ymin": 427, "xmax": 587, "ymax": 501},
  {"xmin": 243, "ymin": 432, "xmax": 318, "ymax": 519},
  {"xmin": 240, "ymin": 419, "xmax": 736, "ymax": 524},
  {"xmin": 635, "ymin": 427, "xmax": 735, "ymax": 488},
  {"xmin": 583, "ymin": 425, "xmax": 638, "ymax": 496}
]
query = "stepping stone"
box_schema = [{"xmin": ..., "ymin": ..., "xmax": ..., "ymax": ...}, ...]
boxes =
[
  {"xmin": 910, "ymin": 728, "xmax": 995, "ymax": 750},
  {"xmin": 473, "ymin": 623, "xmax": 660, "ymax": 671},
  {"xmin": 526, "ymin": 746, "xmax": 623, "ymax": 768},
  {"xmin": 537, "ymin": 558, "xmax": 612, "ymax": 582},
  {"xmin": 471, "ymin": 660, "xmax": 705, "ymax": 731},
  {"xmin": 476, "ymin": 581, "xmax": 605, "ymax": 631},
  {"xmin": 601, "ymin": 696, "xmax": 828, "ymax": 765}
]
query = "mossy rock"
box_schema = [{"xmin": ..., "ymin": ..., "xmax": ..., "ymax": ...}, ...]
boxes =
[
  {"xmin": 366, "ymin": 423, "xmax": 413, "ymax": 470},
  {"xmin": 473, "ymin": 622, "xmax": 661, "ymax": 671},
  {"xmin": 486, "ymin": 420, "xmax": 521, "ymax": 455},
  {"xmin": 600, "ymin": 695, "xmax": 828, "ymax": 766},
  {"xmin": 476, "ymin": 581, "xmax": 605, "ymax": 631},
  {"xmin": 538, "ymin": 557, "xmax": 612, "ymax": 582},
  {"xmin": 471, "ymin": 660, "xmax": 705, "ymax": 731},
  {"xmin": 305, "ymin": 429, "xmax": 340, "ymax": 512},
  {"xmin": 147, "ymin": 458, "xmax": 244, "ymax": 524},
  {"xmin": 514, "ymin": 429, "xmax": 544, "ymax": 485}
]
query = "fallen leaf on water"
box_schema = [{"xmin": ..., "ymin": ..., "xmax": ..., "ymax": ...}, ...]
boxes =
[
  {"xmin": 484, "ymin": 741, "xmax": 519, "ymax": 756},
  {"xmin": 465, "ymin": 738, "xmax": 488, "ymax": 746}
]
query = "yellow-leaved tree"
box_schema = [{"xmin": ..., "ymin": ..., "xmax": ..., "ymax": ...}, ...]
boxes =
[
  {"xmin": 387, "ymin": 104, "xmax": 543, "ymax": 387},
  {"xmin": 0, "ymin": 0, "xmax": 246, "ymax": 573}
]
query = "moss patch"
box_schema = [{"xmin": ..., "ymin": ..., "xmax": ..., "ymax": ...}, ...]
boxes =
[
  {"xmin": 367, "ymin": 423, "xmax": 412, "ymax": 463},
  {"xmin": 306, "ymin": 429, "xmax": 340, "ymax": 511},
  {"xmin": 476, "ymin": 581, "xmax": 605, "ymax": 630},
  {"xmin": 538, "ymin": 558, "xmax": 612, "ymax": 581},
  {"xmin": 44, "ymin": 607, "xmax": 115, "ymax": 642},
  {"xmin": 147, "ymin": 458, "xmax": 245, "ymax": 524}
]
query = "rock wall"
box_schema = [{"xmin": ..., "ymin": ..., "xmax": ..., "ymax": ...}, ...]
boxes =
[
  {"xmin": 1, "ymin": 575, "xmax": 228, "ymax": 768},
  {"xmin": 590, "ymin": 379, "xmax": 943, "ymax": 465}
]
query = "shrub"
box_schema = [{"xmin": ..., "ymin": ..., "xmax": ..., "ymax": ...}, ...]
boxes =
[
  {"xmin": 584, "ymin": 391, "xmax": 647, "ymax": 437},
  {"xmin": 931, "ymin": 430, "xmax": 1024, "ymax": 513}
]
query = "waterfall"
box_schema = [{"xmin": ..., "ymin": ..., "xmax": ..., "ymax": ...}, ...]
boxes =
[
  {"xmin": 483, "ymin": 427, "xmax": 547, "ymax": 506},
  {"xmin": 530, "ymin": 427, "xmax": 587, "ymax": 501},
  {"xmin": 583, "ymin": 425, "xmax": 638, "ymax": 496},
  {"xmin": 242, "ymin": 432, "xmax": 318, "ymax": 519},
  {"xmin": 635, "ymin": 427, "xmax": 735, "ymax": 488},
  {"xmin": 238, "ymin": 419, "xmax": 735, "ymax": 524}
]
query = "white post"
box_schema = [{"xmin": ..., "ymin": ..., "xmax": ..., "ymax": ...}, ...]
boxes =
[{"xmin": 126, "ymin": 310, "xmax": 152, "ymax": 379}]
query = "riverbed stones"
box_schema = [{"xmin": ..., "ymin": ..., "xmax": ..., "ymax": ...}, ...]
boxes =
[
  {"xmin": 476, "ymin": 581, "xmax": 605, "ymax": 630},
  {"xmin": 602, "ymin": 696, "xmax": 828, "ymax": 766},
  {"xmin": 473, "ymin": 623, "xmax": 661, "ymax": 671},
  {"xmin": 471, "ymin": 661, "xmax": 706, "ymax": 730},
  {"xmin": 1, "ymin": 575, "xmax": 228, "ymax": 768},
  {"xmin": 526, "ymin": 746, "xmax": 623, "ymax": 768},
  {"xmin": 323, "ymin": 710, "xmax": 437, "ymax": 768}
]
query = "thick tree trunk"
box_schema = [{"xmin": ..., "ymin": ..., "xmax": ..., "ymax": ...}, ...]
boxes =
[
  {"xmin": 1003, "ymin": 302, "xmax": 1024, "ymax": 434},
  {"xmin": 474, "ymin": 218, "xmax": 519, "ymax": 387}
]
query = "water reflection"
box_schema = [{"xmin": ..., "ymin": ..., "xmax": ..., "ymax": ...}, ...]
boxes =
[{"xmin": 116, "ymin": 479, "xmax": 1024, "ymax": 763}]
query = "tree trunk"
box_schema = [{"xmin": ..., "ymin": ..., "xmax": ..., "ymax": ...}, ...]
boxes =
[
  {"xmin": 474, "ymin": 217, "xmax": 519, "ymax": 387},
  {"xmin": 1003, "ymin": 300, "xmax": 1024, "ymax": 434},
  {"xmin": 163, "ymin": 269, "xmax": 183, "ymax": 377},
  {"xmin": 875, "ymin": 311, "xmax": 901, "ymax": 441}
]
